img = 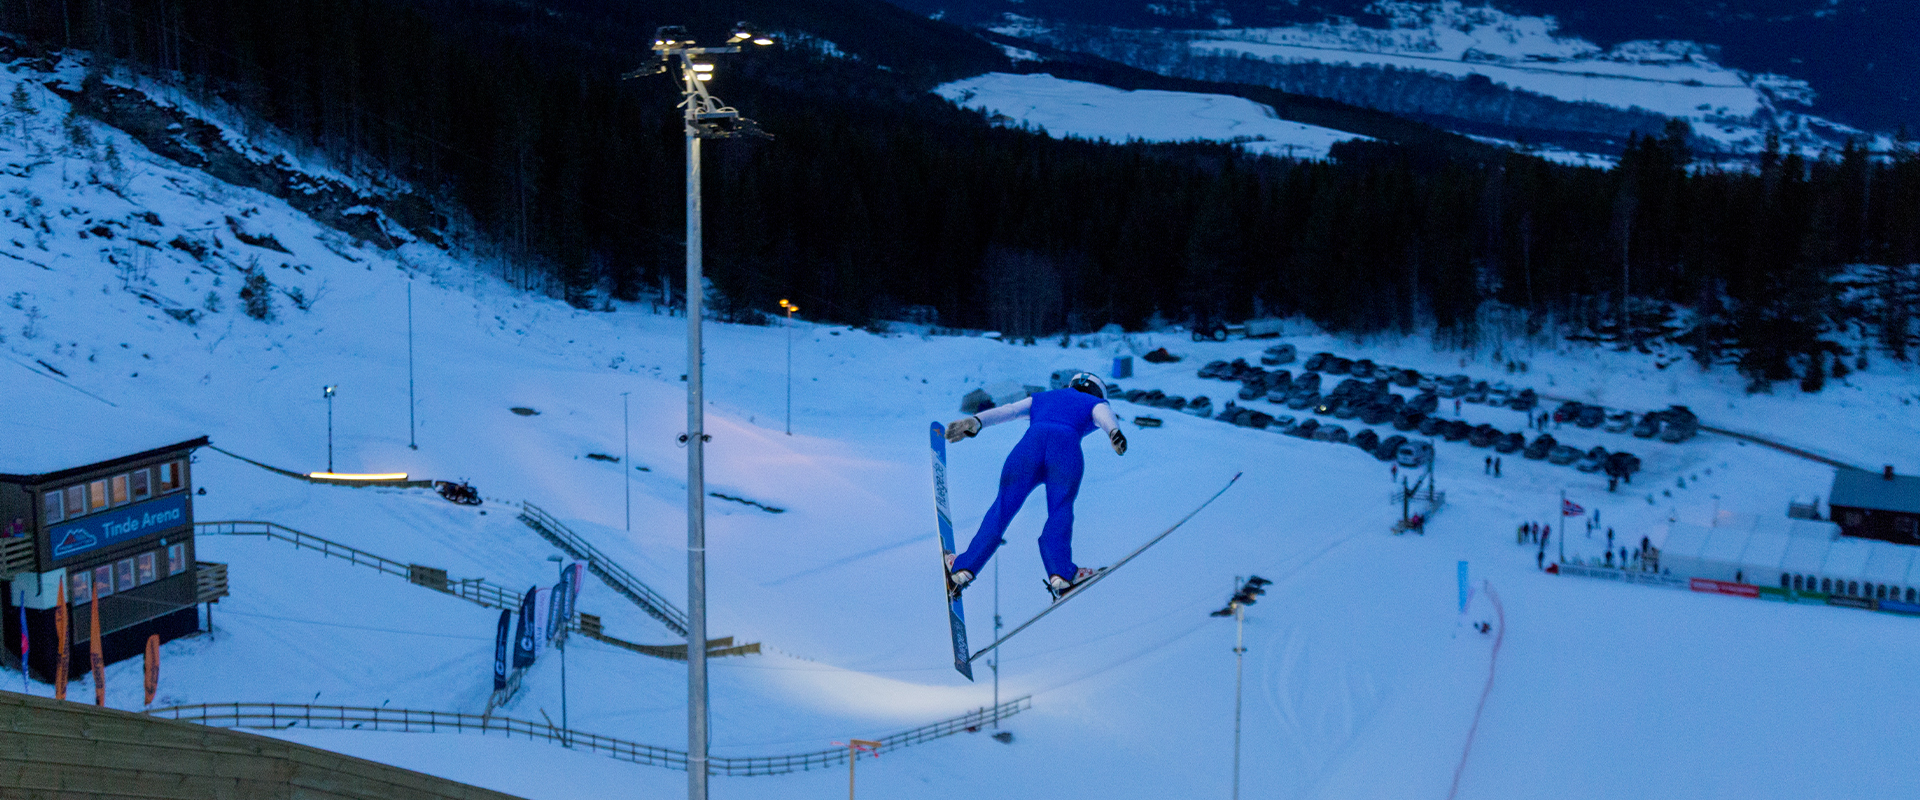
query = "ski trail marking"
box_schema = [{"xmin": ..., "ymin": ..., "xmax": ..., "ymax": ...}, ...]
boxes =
[{"xmin": 1447, "ymin": 581, "xmax": 1505, "ymax": 800}]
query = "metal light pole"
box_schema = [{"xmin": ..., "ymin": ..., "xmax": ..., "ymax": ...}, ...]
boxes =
[
  {"xmin": 548, "ymin": 554, "xmax": 569, "ymax": 745},
  {"xmin": 623, "ymin": 392, "xmax": 632, "ymax": 532},
  {"xmin": 407, "ymin": 280, "xmax": 417, "ymax": 450},
  {"xmin": 1212, "ymin": 576, "xmax": 1270, "ymax": 800},
  {"xmin": 779, "ymin": 298, "xmax": 797, "ymax": 435},
  {"xmin": 323, "ymin": 385, "xmax": 337, "ymax": 471},
  {"xmin": 635, "ymin": 26, "xmax": 772, "ymax": 800}
]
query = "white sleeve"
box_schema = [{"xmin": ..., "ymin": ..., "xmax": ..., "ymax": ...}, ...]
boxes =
[
  {"xmin": 975, "ymin": 396, "xmax": 1032, "ymax": 429},
  {"xmin": 1091, "ymin": 402, "xmax": 1120, "ymax": 435}
]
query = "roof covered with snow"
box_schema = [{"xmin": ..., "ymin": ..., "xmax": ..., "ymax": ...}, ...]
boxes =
[{"xmin": 1830, "ymin": 468, "xmax": 1920, "ymax": 515}]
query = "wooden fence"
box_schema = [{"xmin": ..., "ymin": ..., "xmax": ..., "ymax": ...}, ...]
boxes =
[{"xmin": 149, "ymin": 695, "xmax": 1032, "ymax": 777}]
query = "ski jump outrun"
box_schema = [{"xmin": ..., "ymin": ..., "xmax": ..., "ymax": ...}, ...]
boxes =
[{"xmin": 933, "ymin": 372, "xmax": 1239, "ymax": 678}]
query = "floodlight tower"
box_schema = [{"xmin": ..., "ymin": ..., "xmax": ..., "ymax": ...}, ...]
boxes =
[
  {"xmin": 1211, "ymin": 575, "xmax": 1272, "ymax": 800},
  {"xmin": 632, "ymin": 24, "xmax": 772, "ymax": 800}
]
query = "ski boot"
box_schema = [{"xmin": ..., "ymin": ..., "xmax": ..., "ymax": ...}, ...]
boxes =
[{"xmin": 1045, "ymin": 567, "xmax": 1104, "ymax": 602}]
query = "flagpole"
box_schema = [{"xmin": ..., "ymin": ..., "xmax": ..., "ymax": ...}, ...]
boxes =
[{"xmin": 1558, "ymin": 490, "xmax": 1566, "ymax": 564}]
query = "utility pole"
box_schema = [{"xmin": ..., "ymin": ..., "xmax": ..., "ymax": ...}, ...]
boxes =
[
  {"xmin": 634, "ymin": 25, "xmax": 772, "ymax": 800},
  {"xmin": 991, "ymin": 554, "xmax": 1001, "ymax": 723},
  {"xmin": 1212, "ymin": 575, "xmax": 1270, "ymax": 800},
  {"xmin": 407, "ymin": 280, "xmax": 417, "ymax": 450},
  {"xmin": 779, "ymin": 298, "xmax": 797, "ymax": 435},
  {"xmin": 623, "ymin": 392, "xmax": 632, "ymax": 532}
]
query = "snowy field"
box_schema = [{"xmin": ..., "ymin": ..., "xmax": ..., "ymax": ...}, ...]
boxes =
[
  {"xmin": 935, "ymin": 72, "xmax": 1368, "ymax": 159},
  {"xmin": 7, "ymin": 57, "xmax": 1920, "ymax": 800}
]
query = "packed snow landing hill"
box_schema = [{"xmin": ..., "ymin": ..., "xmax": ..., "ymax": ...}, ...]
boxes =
[{"xmin": 6, "ymin": 60, "xmax": 1920, "ymax": 800}]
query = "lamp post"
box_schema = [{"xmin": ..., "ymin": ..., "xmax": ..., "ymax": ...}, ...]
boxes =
[
  {"xmin": 323, "ymin": 385, "xmax": 337, "ymax": 472},
  {"xmin": 1211, "ymin": 575, "xmax": 1271, "ymax": 800},
  {"xmin": 547, "ymin": 554, "xmax": 569, "ymax": 745},
  {"xmin": 634, "ymin": 25, "xmax": 771, "ymax": 800},
  {"xmin": 779, "ymin": 298, "xmax": 797, "ymax": 435}
]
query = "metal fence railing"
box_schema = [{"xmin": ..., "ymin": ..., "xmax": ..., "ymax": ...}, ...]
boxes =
[
  {"xmin": 195, "ymin": 521, "xmax": 520, "ymax": 610},
  {"xmin": 150, "ymin": 695, "xmax": 1031, "ymax": 777},
  {"xmin": 518, "ymin": 502, "xmax": 688, "ymax": 636}
]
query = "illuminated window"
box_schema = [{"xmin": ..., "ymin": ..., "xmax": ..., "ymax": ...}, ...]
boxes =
[
  {"xmin": 68, "ymin": 571, "xmax": 91, "ymax": 604},
  {"xmin": 137, "ymin": 552, "xmax": 157, "ymax": 585},
  {"xmin": 87, "ymin": 480, "xmax": 108, "ymax": 511},
  {"xmin": 64, "ymin": 486, "xmax": 84, "ymax": 518},
  {"xmin": 44, "ymin": 491, "xmax": 64, "ymax": 524},
  {"xmin": 92, "ymin": 565, "xmax": 114, "ymax": 599},
  {"xmin": 159, "ymin": 461, "xmax": 186, "ymax": 493},
  {"xmin": 167, "ymin": 543, "xmax": 186, "ymax": 575},
  {"xmin": 115, "ymin": 558, "xmax": 135, "ymax": 592},
  {"xmin": 129, "ymin": 468, "xmax": 151, "ymax": 501},
  {"xmin": 110, "ymin": 474, "xmax": 129, "ymax": 506}
]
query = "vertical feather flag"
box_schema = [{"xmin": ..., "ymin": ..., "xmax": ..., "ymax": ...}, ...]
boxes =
[
  {"xmin": 89, "ymin": 588, "xmax": 104, "ymax": 706},
  {"xmin": 143, "ymin": 635, "xmax": 159, "ymax": 706},
  {"xmin": 54, "ymin": 583, "xmax": 68, "ymax": 701},
  {"xmin": 492, "ymin": 609, "xmax": 511, "ymax": 691},
  {"xmin": 512, "ymin": 586, "xmax": 537, "ymax": 669},
  {"xmin": 18, "ymin": 598, "xmax": 27, "ymax": 692}
]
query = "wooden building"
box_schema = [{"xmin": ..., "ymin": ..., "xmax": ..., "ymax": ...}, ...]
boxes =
[
  {"xmin": 1830, "ymin": 466, "xmax": 1920, "ymax": 545},
  {"xmin": 2, "ymin": 435, "xmax": 211, "ymax": 681}
]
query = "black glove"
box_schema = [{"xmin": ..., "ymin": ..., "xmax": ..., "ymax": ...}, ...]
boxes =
[{"xmin": 1110, "ymin": 428, "xmax": 1127, "ymax": 456}]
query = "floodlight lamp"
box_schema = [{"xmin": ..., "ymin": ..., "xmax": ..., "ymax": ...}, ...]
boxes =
[
  {"xmin": 753, "ymin": 36, "xmax": 775, "ymax": 46},
  {"xmin": 695, "ymin": 73, "xmax": 713, "ymax": 82},
  {"xmin": 691, "ymin": 62, "xmax": 715, "ymax": 72},
  {"xmin": 323, "ymin": 385, "xmax": 337, "ymax": 398}
]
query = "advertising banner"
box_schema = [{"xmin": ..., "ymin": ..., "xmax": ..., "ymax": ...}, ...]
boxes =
[
  {"xmin": 493, "ymin": 609, "xmax": 511, "ymax": 691},
  {"xmin": 529, "ymin": 588, "xmax": 552, "ymax": 657},
  {"xmin": 88, "ymin": 592, "xmax": 104, "ymax": 706},
  {"xmin": 46, "ymin": 493, "xmax": 190, "ymax": 565},
  {"xmin": 54, "ymin": 584, "xmax": 68, "ymax": 700},
  {"xmin": 1689, "ymin": 578, "xmax": 1759, "ymax": 598},
  {"xmin": 143, "ymin": 634, "xmax": 159, "ymax": 706},
  {"xmin": 512, "ymin": 586, "xmax": 537, "ymax": 669},
  {"xmin": 1826, "ymin": 595, "xmax": 1875, "ymax": 610}
]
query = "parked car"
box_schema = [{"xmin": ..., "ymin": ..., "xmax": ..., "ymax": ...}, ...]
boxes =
[
  {"xmin": 1397, "ymin": 440, "xmax": 1435, "ymax": 468},
  {"xmin": 1410, "ymin": 392, "xmax": 1440, "ymax": 414},
  {"xmin": 1335, "ymin": 400, "xmax": 1364, "ymax": 420},
  {"xmin": 1493, "ymin": 431, "xmax": 1525, "ymax": 453},
  {"xmin": 1375, "ymin": 434, "xmax": 1409, "ymax": 461},
  {"xmin": 1245, "ymin": 410, "xmax": 1274, "ymax": 429},
  {"xmin": 1303, "ymin": 352, "xmax": 1332, "ymax": 372},
  {"xmin": 1659, "ymin": 405, "xmax": 1699, "ymax": 442},
  {"xmin": 1360, "ymin": 403, "xmax": 1395, "ymax": 425},
  {"xmin": 1604, "ymin": 411, "xmax": 1634, "ymax": 433},
  {"xmin": 1199, "ymin": 360, "xmax": 1232, "ymax": 379},
  {"xmin": 1576, "ymin": 446, "xmax": 1609, "ymax": 472},
  {"xmin": 1394, "ymin": 410, "xmax": 1426, "ymax": 432},
  {"xmin": 1315, "ymin": 424, "xmax": 1349, "ymax": 443},
  {"xmin": 1325, "ymin": 357, "xmax": 1353, "ymax": 375},
  {"xmin": 1294, "ymin": 372, "xmax": 1322, "ymax": 393},
  {"xmin": 1314, "ymin": 397, "xmax": 1339, "ymax": 416},
  {"xmin": 1552, "ymin": 401, "xmax": 1584, "ymax": 423},
  {"xmin": 1269, "ymin": 414, "xmax": 1297, "ymax": 430},
  {"xmin": 1352, "ymin": 429, "xmax": 1381, "ymax": 451},
  {"xmin": 1138, "ymin": 390, "xmax": 1165, "ymax": 406},
  {"xmin": 1416, "ymin": 374, "xmax": 1439, "ymax": 393},
  {"xmin": 1487, "ymin": 382, "xmax": 1513, "ymax": 407},
  {"xmin": 1392, "ymin": 368, "xmax": 1421, "ymax": 388},
  {"xmin": 1238, "ymin": 382, "xmax": 1265, "ymax": 401},
  {"xmin": 1575, "ymin": 405, "xmax": 1605, "ymax": 429},
  {"xmin": 1464, "ymin": 381, "xmax": 1491, "ymax": 404},
  {"xmin": 1468, "ymin": 424, "xmax": 1499, "ymax": 448},
  {"xmin": 1508, "ymin": 388, "xmax": 1539, "ymax": 412},
  {"xmin": 1186, "ymin": 397, "xmax": 1213, "ymax": 417},
  {"xmin": 1418, "ymin": 416, "xmax": 1447, "ymax": 437},
  {"xmin": 1439, "ymin": 374, "xmax": 1472, "ymax": 398},
  {"xmin": 1547, "ymin": 444, "xmax": 1582, "ymax": 465},
  {"xmin": 1267, "ymin": 370, "xmax": 1293, "ymax": 393},
  {"xmin": 1260, "ymin": 343, "xmax": 1297, "ymax": 366},
  {"xmin": 1633, "ymin": 412, "xmax": 1663, "ymax": 438},
  {"xmin": 1523, "ymin": 434, "xmax": 1557, "ymax": 460},
  {"xmin": 1442, "ymin": 419, "xmax": 1472, "ymax": 442},
  {"xmin": 1287, "ymin": 390, "xmax": 1319, "ymax": 411},
  {"xmin": 1291, "ymin": 418, "xmax": 1321, "ymax": 438},
  {"xmin": 1163, "ymin": 396, "xmax": 1188, "ymax": 411},
  {"xmin": 1350, "ymin": 359, "xmax": 1376, "ymax": 379}
]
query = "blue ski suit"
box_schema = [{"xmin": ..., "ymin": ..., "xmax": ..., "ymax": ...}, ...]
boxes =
[{"xmin": 951, "ymin": 388, "xmax": 1117, "ymax": 581}]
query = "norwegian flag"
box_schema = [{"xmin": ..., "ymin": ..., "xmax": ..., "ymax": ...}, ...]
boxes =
[{"xmin": 1561, "ymin": 498, "xmax": 1585, "ymax": 517}]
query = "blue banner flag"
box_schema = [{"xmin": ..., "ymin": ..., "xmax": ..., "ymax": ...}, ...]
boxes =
[
  {"xmin": 492, "ymin": 609, "xmax": 511, "ymax": 691},
  {"xmin": 512, "ymin": 586, "xmax": 538, "ymax": 669},
  {"xmin": 1457, "ymin": 561, "xmax": 1470, "ymax": 613}
]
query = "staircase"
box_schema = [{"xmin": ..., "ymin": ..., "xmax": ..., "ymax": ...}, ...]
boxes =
[{"xmin": 517, "ymin": 502, "xmax": 688, "ymax": 637}]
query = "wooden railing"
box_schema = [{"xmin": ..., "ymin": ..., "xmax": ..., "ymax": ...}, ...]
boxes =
[
  {"xmin": 150, "ymin": 695, "xmax": 1031, "ymax": 777},
  {"xmin": 196, "ymin": 521, "xmax": 520, "ymax": 610},
  {"xmin": 517, "ymin": 502, "xmax": 688, "ymax": 636}
]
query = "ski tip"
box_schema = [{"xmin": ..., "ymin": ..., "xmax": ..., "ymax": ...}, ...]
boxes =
[{"xmin": 956, "ymin": 662, "xmax": 974, "ymax": 681}]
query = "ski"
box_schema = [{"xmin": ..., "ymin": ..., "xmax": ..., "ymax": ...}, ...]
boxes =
[
  {"xmin": 966, "ymin": 472, "xmax": 1242, "ymax": 665},
  {"xmin": 931, "ymin": 421, "xmax": 974, "ymax": 680}
]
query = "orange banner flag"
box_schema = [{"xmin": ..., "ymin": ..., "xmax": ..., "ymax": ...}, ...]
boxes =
[
  {"xmin": 89, "ymin": 584, "xmax": 104, "ymax": 707},
  {"xmin": 143, "ymin": 634, "xmax": 159, "ymax": 706},
  {"xmin": 54, "ymin": 583, "xmax": 68, "ymax": 701}
]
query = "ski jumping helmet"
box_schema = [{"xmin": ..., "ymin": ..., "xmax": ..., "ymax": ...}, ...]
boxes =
[{"xmin": 1067, "ymin": 372, "xmax": 1107, "ymax": 399}]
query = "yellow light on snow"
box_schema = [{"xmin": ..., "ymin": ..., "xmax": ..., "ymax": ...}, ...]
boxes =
[{"xmin": 308, "ymin": 472, "xmax": 410, "ymax": 481}]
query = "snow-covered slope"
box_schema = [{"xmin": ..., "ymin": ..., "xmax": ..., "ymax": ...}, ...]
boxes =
[
  {"xmin": 8, "ymin": 53, "xmax": 1920, "ymax": 800},
  {"xmin": 935, "ymin": 72, "xmax": 1368, "ymax": 158}
]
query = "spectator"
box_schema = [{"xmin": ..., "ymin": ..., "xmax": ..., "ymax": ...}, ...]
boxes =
[
  {"xmin": 1485, "ymin": 455, "xmax": 1492, "ymax": 475},
  {"xmin": 1494, "ymin": 457, "xmax": 1502, "ymax": 477},
  {"xmin": 1605, "ymin": 550, "xmax": 1614, "ymax": 567},
  {"xmin": 1537, "ymin": 550, "xmax": 1544, "ymax": 570},
  {"xmin": 1607, "ymin": 528, "xmax": 1614, "ymax": 550}
]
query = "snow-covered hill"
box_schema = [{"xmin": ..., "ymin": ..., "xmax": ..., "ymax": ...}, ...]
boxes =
[{"xmin": 8, "ymin": 49, "xmax": 1920, "ymax": 800}]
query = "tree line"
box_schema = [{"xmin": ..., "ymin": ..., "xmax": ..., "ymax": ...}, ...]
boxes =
[{"xmin": 3, "ymin": 0, "xmax": 1916, "ymax": 391}]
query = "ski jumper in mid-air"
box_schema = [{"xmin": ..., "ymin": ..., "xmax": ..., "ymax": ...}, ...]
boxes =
[{"xmin": 945, "ymin": 372, "xmax": 1128, "ymax": 600}]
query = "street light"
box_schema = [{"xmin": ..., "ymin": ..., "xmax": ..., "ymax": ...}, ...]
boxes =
[
  {"xmin": 1212, "ymin": 575, "xmax": 1271, "ymax": 800},
  {"xmin": 322, "ymin": 385, "xmax": 337, "ymax": 472},
  {"xmin": 631, "ymin": 24, "xmax": 772, "ymax": 800},
  {"xmin": 779, "ymin": 298, "xmax": 798, "ymax": 435}
]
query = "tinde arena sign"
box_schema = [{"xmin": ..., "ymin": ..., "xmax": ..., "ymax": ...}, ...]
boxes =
[{"xmin": 48, "ymin": 492, "xmax": 190, "ymax": 563}]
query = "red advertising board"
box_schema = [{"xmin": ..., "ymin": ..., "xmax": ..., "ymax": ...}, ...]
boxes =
[{"xmin": 1690, "ymin": 578, "xmax": 1759, "ymax": 598}]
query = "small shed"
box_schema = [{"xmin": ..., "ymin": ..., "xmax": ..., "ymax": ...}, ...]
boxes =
[{"xmin": 1830, "ymin": 466, "xmax": 1920, "ymax": 544}]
